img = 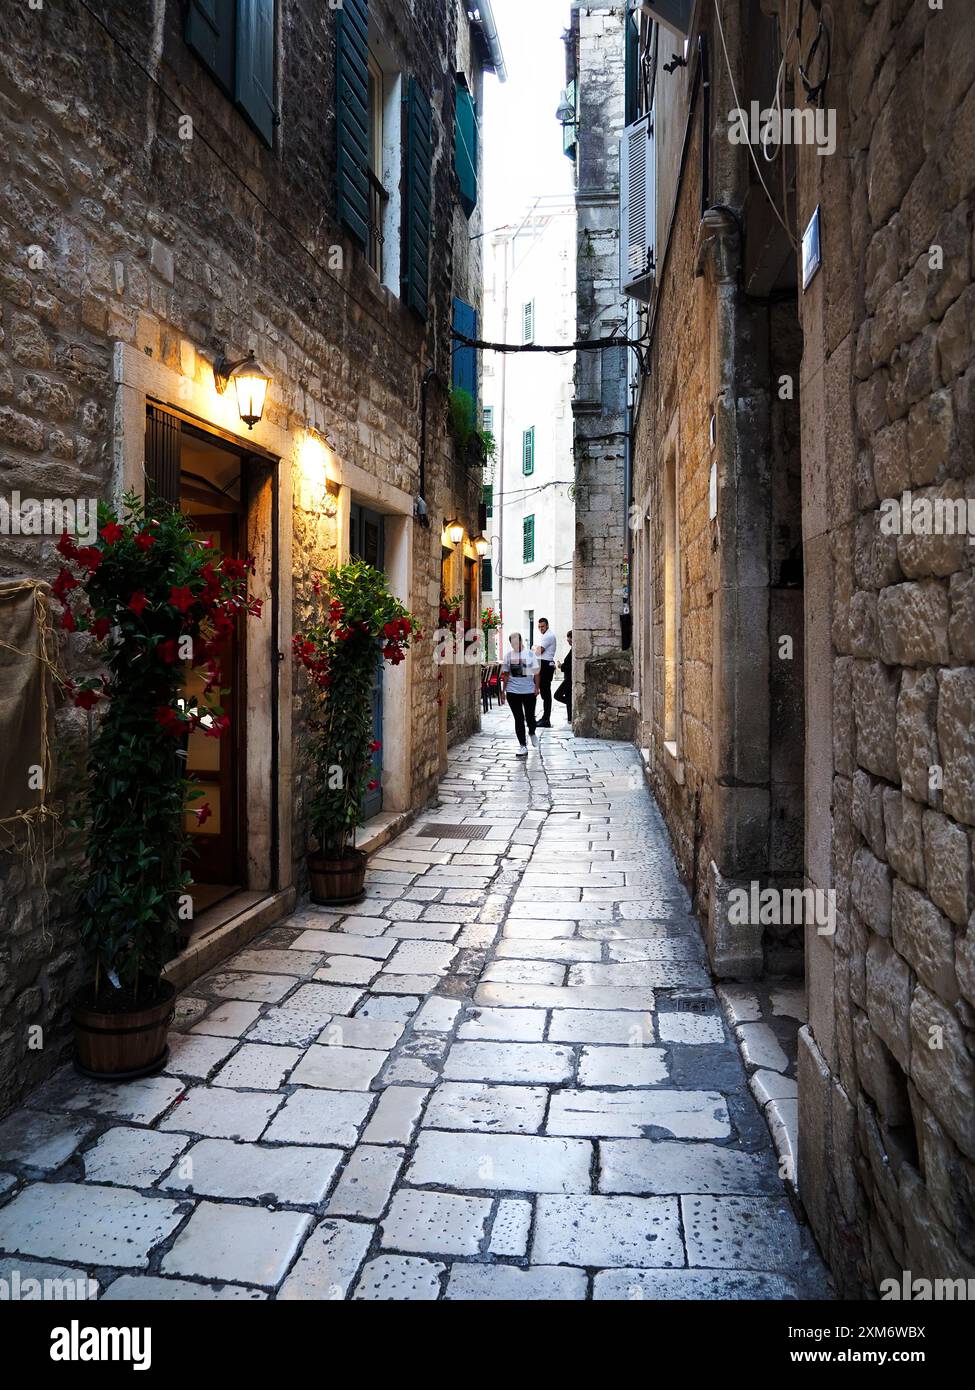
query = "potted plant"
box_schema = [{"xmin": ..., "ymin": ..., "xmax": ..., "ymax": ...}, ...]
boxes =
[
  {"xmin": 481, "ymin": 603, "xmax": 501, "ymax": 661},
  {"xmin": 293, "ymin": 560, "xmax": 415, "ymax": 904},
  {"xmin": 55, "ymin": 493, "xmax": 257, "ymax": 1079},
  {"xmin": 447, "ymin": 387, "xmax": 497, "ymax": 469}
]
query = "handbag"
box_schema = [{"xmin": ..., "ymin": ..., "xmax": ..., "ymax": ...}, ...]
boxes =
[{"xmin": 554, "ymin": 681, "xmax": 568, "ymax": 704}]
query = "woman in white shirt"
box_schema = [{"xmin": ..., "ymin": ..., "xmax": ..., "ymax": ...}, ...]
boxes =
[{"xmin": 500, "ymin": 633, "xmax": 540, "ymax": 757}]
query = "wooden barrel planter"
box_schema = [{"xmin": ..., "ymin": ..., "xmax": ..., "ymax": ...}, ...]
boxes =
[
  {"xmin": 73, "ymin": 981, "xmax": 176, "ymax": 1081},
  {"xmin": 308, "ymin": 848, "xmax": 367, "ymax": 905}
]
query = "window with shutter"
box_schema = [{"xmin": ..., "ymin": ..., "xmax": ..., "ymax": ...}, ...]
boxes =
[
  {"xmin": 455, "ymin": 80, "xmax": 478, "ymax": 216},
  {"xmin": 236, "ymin": 0, "xmax": 275, "ymax": 146},
  {"xmin": 481, "ymin": 558, "xmax": 493, "ymax": 591},
  {"xmin": 336, "ymin": 0, "xmax": 370, "ymax": 249},
  {"xmin": 523, "ymin": 515, "xmax": 535, "ymax": 565},
  {"xmin": 522, "ymin": 426, "xmax": 535, "ymax": 475},
  {"xmin": 522, "ymin": 300, "xmax": 534, "ymax": 343},
  {"xmin": 403, "ymin": 77, "xmax": 433, "ymax": 318},
  {"xmin": 186, "ymin": 0, "xmax": 235, "ymax": 94},
  {"xmin": 483, "ymin": 405, "xmax": 494, "ymax": 434},
  {"xmin": 452, "ymin": 299, "xmax": 478, "ymax": 405},
  {"xmin": 482, "ymin": 482, "xmax": 493, "ymax": 518}
]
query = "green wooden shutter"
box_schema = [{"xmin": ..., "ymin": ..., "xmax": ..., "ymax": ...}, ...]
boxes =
[
  {"xmin": 237, "ymin": 0, "xmax": 275, "ymax": 145},
  {"xmin": 523, "ymin": 515, "xmax": 535, "ymax": 564},
  {"xmin": 522, "ymin": 299, "xmax": 534, "ymax": 342},
  {"xmin": 336, "ymin": 0, "xmax": 370, "ymax": 249},
  {"xmin": 455, "ymin": 81, "xmax": 477, "ymax": 216},
  {"xmin": 404, "ymin": 77, "xmax": 433, "ymax": 318},
  {"xmin": 482, "ymin": 558, "xmax": 493, "ymax": 591},
  {"xmin": 482, "ymin": 482, "xmax": 493, "ymax": 518},
  {"xmin": 186, "ymin": 0, "xmax": 235, "ymax": 93},
  {"xmin": 522, "ymin": 426, "xmax": 535, "ymax": 475}
]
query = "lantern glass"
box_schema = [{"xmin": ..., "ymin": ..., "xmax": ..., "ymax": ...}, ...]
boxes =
[
  {"xmin": 446, "ymin": 518, "xmax": 465, "ymax": 545},
  {"xmin": 473, "ymin": 533, "xmax": 490, "ymax": 557},
  {"xmin": 233, "ymin": 365, "xmax": 270, "ymax": 429}
]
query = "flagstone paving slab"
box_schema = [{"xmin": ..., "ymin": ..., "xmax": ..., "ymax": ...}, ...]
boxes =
[
  {"xmin": 0, "ymin": 1110, "xmax": 95, "ymax": 1172},
  {"xmin": 422, "ymin": 1081, "xmax": 548, "ymax": 1133},
  {"xmin": 597, "ymin": 1140, "xmax": 782, "ymax": 1196},
  {"xmin": 166, "ymin": 1033, "xmax": 239, "ymax": 1079},
  {"xmin": 326, "ymin": 1145, "xmax": 404, "ymax": 1218},
  {"xmin": 546, "ymin": 1089, "xmax": 731, "ymax": 1139},
  {"xmin": 489, "ymin": 1198, "xmax": 533, "ymax": 1256},
  {"xmin": 577, "ymin": 1046, "xmax": 670, "ymax": 1088},
  {"xmin": 457, "ymin": 1007, "xmax": 547, "ymax": 1041},
  {"xmin": 0, "ymin": 1182, "xmax": 184, "ymax": 1268},
  {"xmin": 352, "ymin": 1254, "xmax": 444, "ymax": 1300},
  {"xmin": 203, "ymin": 971, "xmax": 298, "ymax": 1003},
  {"xmin": 443, "ymin": 1041, "xmax": 574, "ymax": 1084},
  {"xmin": 446, "ymin": 1264, "xmax": 588, "ymax": 1300},
  {"xmin": 407, "ymin": 1131, "xmax": 593, "ymax": 1194},
  {"xmin": 27, "ymin": 1072, "xmax": 185, "ymax": 1126},
  {"xmin": 160, "ymin": 1201, "xmax": 312, "ymax": 1286},
  {"xmin": 102, "ymin": 1275, "xmax": 266, "ymax": 1300},
  {"xmin": 160, "ymin": 1138, "xmax": 343, "ymax": 1204},
  {"xmin": 262, "ymin": 1090, "xmax": 374, "ymax": 1147},
  {"xmin": 591, "ymin": 1269, "xmax": 805, "ymax": 1299},
  {"xmin": 531, "ymin": 1194, "xmax": 683, "ymax": 1268},
  {"xmin": 380, "ymin": 1188, "xmax": 492, "ymax": 1256},
  {"xmin": 318, "ymin": 1015, "xmax": 405, "ymax": 1050},
  {"xmin": 548, "ymin": 1009, "xmax": 655, "ymax": 1045},
  {"xmin": 361, "ymin": 1087, "xmax": 429, "ymax": 1145},
  {"xmin": 278, "ymin": 1217, "xmax": 374, "ymax": 1299},
  {"xmin": 212, "ymin": 1044, "xmax": 302, "ymax": 1091},
  {"xmin": 158, "ymin": 1087, "xmax": 282, "ymax": 1141},
  {"xmin": 288, "ymin": 1045, "xmax": 388, "ymax": 1091},
  {"xmin": 191, "ymin": 1001, "xmax": 263, "ymax": 1037},
  {"xmin": 82, "ymin": 1128, "xmax": 189, "ymax": 1187}
]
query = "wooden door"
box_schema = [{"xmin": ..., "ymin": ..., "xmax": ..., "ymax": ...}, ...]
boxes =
[{"xmin": 350, "ymin": 504, "xmax": 384, "ymax": 820}]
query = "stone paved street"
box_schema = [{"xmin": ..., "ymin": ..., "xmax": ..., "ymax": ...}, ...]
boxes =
[{"xmin": 0, "ymin": 711, "xmax": 831, "ymax": 1299}]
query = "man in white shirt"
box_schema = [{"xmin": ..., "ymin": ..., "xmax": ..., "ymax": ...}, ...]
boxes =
[{"xmin": 533, "ymin": 617, "xmax": 557, "ymax": 728}]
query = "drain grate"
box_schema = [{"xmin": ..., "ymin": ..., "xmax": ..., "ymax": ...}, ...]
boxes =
[
  {"xmin": 416, "ymin": 822, "xmax": 492, "ymax": 840},
  {"xmin": 673, "ymin": 994, "xmax": 718, "ymax": 1013}
]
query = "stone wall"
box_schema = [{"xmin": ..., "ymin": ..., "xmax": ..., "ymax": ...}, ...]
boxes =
[
  {"xmin": 782, "ymin": 0, "xmax": 975, "ymax": 1293},
  {"xmin": 0, "ymin": 0, "xmax": 483, "ymax": 1115},
  {"xmin": 569, "ymin": 4, "xmax": 633, "ymax": 739}
]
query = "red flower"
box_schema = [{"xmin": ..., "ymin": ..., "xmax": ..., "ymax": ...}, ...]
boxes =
[
  {"xmin": 370, "ymin": 739, "xmax": 381, "ymax": 753},
  {"xmin": 154, "ymin": 705, "xmax": 184, "ymax": 737},
  {"xmin": 220, "ymin": 556, "xmax": 247, "ymax": 580},
  {"xmin": 99, "ymin": 522, "xmax": 124, "ymax": 545},
  {"xmin": 194, "ymin": 802, "xmax": 213, "ymax": 826},
  {"xmin": 127, "ymin": 590, "xmax": 148, "ymax": 615},
  {"xmin": 56, "ymin": 531, "xmax": 78, "ymax": 560},
  {"xmin": 76, "ymin": 546, "xmax": 103, "ymax": 572},
  {"xmin": 203, "ymin": 713, "xmax": 230, "ymax": 740},
  {"xmin": 90, "ymin": 616, "xmax": 111, "ymax": 641},
  {"xmin": 135, "ymin": 531, "xmax": 155, "ymax": 551},
  {"xmin": 74, "ymin": 687, "xmax": 100, "ymax": 710},
  {"xmin": 169, "ymin": 585, "xmax": 195, "ymax": 613},
  {"xmin": 383, "ymin": 620, "xmax": 398, "ymax": 638},
  {"xmin": 367, "ymin": 779, "xmax": 379, "ymax": 791},
  {"xmin": 157, "ymin": 638, "xmax": 179, "ymax": 664},
  {"xmin": 247, "ymin": 597, "xmax": 263, "ymax": 618},
  {"xmin": 52, "ymin": 568, "xmax": 79, "ymax": 602},
  {"xmin": 60, "ymin": 607, "xmax": 76, "ymax": 632}
]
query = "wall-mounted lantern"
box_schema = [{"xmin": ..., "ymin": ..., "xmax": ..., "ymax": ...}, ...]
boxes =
[
  {"xmin": 472, "ymin": 533, "xmax": 490, "ymax": 557},
  {"xmin": 213, "ymin": 349, "xmax": 271, "ymax": 430},
  {"xmin": 444, "ymin": 517, "xmax": 465, "ymax": 546}
]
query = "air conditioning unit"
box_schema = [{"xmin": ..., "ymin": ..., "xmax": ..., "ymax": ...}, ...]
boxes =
[
  {"xmin": 619, "ymin": 112, "xmax": 656, "ymax": 302},
  {"xmin": 640, "ymin": 0, "xmax": 694, "ymax": 38}
]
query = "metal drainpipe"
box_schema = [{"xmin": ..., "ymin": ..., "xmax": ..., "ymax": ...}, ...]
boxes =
[
  {"xmin": 621, "ymin": 389, "xmax": 633, "ymax": 651},
  {"xmin": 418, "ymin": 366, "xmax": 437, "ymax": 523}
]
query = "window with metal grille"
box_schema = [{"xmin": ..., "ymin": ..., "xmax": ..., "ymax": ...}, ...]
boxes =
[{"xmin": 523, "ymin": 514, "xmax": 535, "ymax": 564}]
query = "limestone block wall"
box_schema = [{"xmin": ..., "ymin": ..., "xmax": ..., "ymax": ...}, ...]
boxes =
[
  {"xmin": 780, "ymin": 0, "xmax": 975, "ymax": 1293},
  {"xmin": 0, "ymin": 0, "xmax": 480, "ymax": 1114}
]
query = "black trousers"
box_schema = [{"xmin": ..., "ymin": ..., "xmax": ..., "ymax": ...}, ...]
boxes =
[
  {"xmin": 539, "ymin": 661, "xmax": 555, "ymax": 722},
  {"xmin": 507, "ymin": 692, "xmax": 537, "ymax": 746}
]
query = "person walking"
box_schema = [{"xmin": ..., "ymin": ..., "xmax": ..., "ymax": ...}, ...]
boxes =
[
  {"xmin": 554, "ymin": 628, "xmax": 573, "ymax": 723},
  {"xmin": 500, "ymin": 632, "xmax": 540, "ymax": 757},
  {"xmin": 534, "ymin": 617, "xmax": 557, "ymax": 728}
]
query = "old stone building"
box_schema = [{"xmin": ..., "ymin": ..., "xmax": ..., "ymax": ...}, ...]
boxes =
[
  {"xmin": 0, "ymin": 0, "xmax": 503, "ymax": 1112},
  {"xmin": 565, "ymin": 3, "xmax": 636, "ymax": 740},
  {"xmin": 607, "ymin": 0, "xmax": 975, "ymax": 1294}
]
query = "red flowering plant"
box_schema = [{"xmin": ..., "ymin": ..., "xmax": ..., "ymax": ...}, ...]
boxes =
[
  {"xmin": 439, "ymin": 591, "xmax": 462, "ymax": 626},
  {"xmin": 57, "ymin": 492, "xmax": 259, "ymax": 1005},
  {"xmin": 294, "ymin": 559, "xmax": 415, "ymax": 857}
]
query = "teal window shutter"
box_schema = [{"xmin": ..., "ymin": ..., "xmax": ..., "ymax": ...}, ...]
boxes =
[
  {"xmin": 455, "ymin": 81, "xmax": 478, "ymax": 216},
  {"xmin": 452, "ymin": 298, "xmax": 478, "ymax": 405},
  {"xmin": 404, "ymin": 77, "xmax": 433, "ymax": 318},
  {"xmin": 336, "ymin": 0, "xmax": 370, "ymax": 249},
  {"xmin": 482, "ymin": 482, "xmax": 493, "ymax": 518},
  {"xmin": 236, "ymin": 0, "xmax": 275, "ymax": 146},
  {"xmin": 522, "ymin": 426, "xmax": 535, "ymax": 475},
  {"xmin": 523, "ymin": 515, "xmax": 535, "ymax": 564},
  {"xmin": 522, "ymin": 299, "xmax": 534, "ymax": 342},
  {"xmin": 186, "ymin": 0, "xmax": 235, "ymax": 94},
  {"xmin": 482, "ymin": 558, "xmax": 493, "ymax": 591}
]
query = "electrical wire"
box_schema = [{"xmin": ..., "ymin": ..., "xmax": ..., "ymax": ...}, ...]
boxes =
[
  {"xmin": 451, "ymin": 329, "xmax": 645, "ymax": 356},
  {"xmin": 712, "ymin": 0, "xmax": 798, "ymax": 253}
]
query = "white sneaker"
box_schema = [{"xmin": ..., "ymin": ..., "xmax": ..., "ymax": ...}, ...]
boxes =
[
  {"xmin": 529, "ymin": 732, "xmax": 538, "ymax": 747},
  {"xmin": 515, "ymin": 747, "xmax": 528, "ymax": 758}
]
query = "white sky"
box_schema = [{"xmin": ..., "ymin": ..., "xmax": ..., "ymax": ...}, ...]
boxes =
[{"xmin": 481, "ymin": 0, "xmax": 575, "ymax": 230}]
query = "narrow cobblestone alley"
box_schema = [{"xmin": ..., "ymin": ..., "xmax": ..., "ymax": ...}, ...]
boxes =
[{"xmin": 0, "ymin": 713, "xmax": 830, "ymax": 1300}]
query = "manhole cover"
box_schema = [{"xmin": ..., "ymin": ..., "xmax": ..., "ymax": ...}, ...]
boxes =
[{"xmin": 416, "ymin": 823, "xmax": 492, "ymax": 839}]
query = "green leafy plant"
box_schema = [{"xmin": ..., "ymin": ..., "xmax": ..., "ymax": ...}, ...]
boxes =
[
  {"xmin": 447, "ymin": 387, "xmax": 496, "ymax": 465},
  {"xmin": 294, "ymin": 561, "xmax": 416, "ymax": 857},
  {"xmin": 55, "ymin": 493, "xmax": 257, "ymax": 1005}
]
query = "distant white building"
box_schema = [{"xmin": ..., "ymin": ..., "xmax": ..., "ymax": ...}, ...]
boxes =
[{"xmin": 481, "ymin": 201, "xmax": 576, "ymax": 663}]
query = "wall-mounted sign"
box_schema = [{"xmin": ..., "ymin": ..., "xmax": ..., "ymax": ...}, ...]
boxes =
[{"xmin": 802, "ymin": 205, "xmax": 822, "ymax": 291}]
